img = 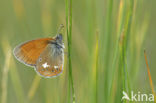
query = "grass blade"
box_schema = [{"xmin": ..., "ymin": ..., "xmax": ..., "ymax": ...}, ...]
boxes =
[
  {"xmin": 144, "ymin": 50, "xmax": 156, "ymax": 101},
  {"xmin": 103, "ymin": 0, "xmax": 114, "ymax": 102},
  {"xmin": 65, "ymin": 0, "xmax": 75, "ymax": 102},
  {"xmin": 93, "ymin": 31, "xmax": 99, "ymax": 103},
  {"xmin": 1, "ymin": 44, "xmax": 11, "ymax": 103}
]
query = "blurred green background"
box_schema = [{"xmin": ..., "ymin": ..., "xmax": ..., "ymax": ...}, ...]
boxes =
[{"xmin": 0, "ymin": 0, "xmax": 156, "ymax": 103}]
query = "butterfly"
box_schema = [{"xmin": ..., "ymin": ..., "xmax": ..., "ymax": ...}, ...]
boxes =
[{"xmin": 13, "ymin": 32, "xmax": 65, "ymax": 78}]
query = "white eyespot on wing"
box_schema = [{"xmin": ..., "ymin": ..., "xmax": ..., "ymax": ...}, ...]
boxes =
[
  {"xmin": 42, "ymin": 62, "xmax": 50, "ymax": 68},
  {"xmin": 54, "ymin": 66, "xmax": 59, "ymax": 69}
]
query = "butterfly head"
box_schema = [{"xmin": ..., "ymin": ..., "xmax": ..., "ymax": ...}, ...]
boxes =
[
  {"xmin": 51, "ymin": 33, "xmax": 64, "ymax": 49},
  {"xmin": 56, "ymin": 33, "xmax": 63, "ymax": 44}
]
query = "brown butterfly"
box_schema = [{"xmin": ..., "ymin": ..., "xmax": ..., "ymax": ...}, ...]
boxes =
[{"xmin": 13, "ymin": 26, "xmax": 65, "ymax": 78}]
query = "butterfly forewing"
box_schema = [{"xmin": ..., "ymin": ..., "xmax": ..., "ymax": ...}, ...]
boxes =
[
  {"xmin": 13, "ymin": 38, "xmax": 53, "ymax": 66},
  {"xmin": 35, "ymin": 43, "xmax": 64, "ymax": 78}
]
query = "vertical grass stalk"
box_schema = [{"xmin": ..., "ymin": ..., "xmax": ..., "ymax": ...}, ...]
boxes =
[
  {"xmin": 65, "ymin": 0, "xmax": 75, "ymax": 102},
  {"xmin": 118, "ymin": 1, "xmax": 134, "ymax": 102},
  {"xmin": 109, "ymin": 0, "xmax": 124, "ymax": 102},
  {"xmin": 95, "ymin": 31, "xmax": 99, "ymax": 103},
  {"xmin": 123, "ymin": 0, "xmax": 134, "ymax": 96},
  {"xmin": 103, "ymin": 0, "xmax": 114, "ymax": 102},
  {"xmin": 1, "ymin": 48, "xmax": 11, "ymax": 103}
]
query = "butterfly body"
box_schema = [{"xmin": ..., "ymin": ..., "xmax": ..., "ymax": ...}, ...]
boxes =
[{"xmin": 13, "ymin": 34, "xmax": 64, "ymax": 78}]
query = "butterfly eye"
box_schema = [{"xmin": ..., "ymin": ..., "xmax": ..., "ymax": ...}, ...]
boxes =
[
  {"xmin": 56, "ymin": 34, "xmax": 63, "ymax": 42},
  {"xmin": 57, "ymin": 34, "xmax": 62, "ymax": 39},
  {"xmin": 39, "ymin": 58, "xmax": 42, "ymax": 62}
]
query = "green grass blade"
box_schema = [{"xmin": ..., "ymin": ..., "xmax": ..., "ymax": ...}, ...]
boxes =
[
  {"xmin": 103, "ymin": 0, "xmax": 114, "ymax": 102},
  {"xmin": 66, "ymin": 0, "xmax": 75, "ymax": 102}
]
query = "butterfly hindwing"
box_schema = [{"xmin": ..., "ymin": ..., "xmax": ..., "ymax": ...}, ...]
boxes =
[
  {"xmin": 13, "ymin": 38, "xmax": 53, "ymax": 66},
  {"xmin": 35, "ymin": 43, "xmax": 64, "ymax": 78}
]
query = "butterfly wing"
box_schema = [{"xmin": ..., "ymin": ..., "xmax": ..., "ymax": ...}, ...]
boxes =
[
  {"xmin": 35, "ymin": 43, "xmax": 64, "ymax": 78},
  {"xmin": 13, "ymin": 38, "xmax": 53, "ymax": 66}
]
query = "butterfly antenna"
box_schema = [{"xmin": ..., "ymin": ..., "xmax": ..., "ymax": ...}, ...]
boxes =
[{"xmin": 57, "ymin": 24, "xmax": 64, "ymax": 34}]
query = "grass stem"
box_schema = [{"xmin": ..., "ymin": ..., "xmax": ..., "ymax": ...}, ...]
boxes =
[
  {"xmin": 65, "ymin": 0, "xmax": 75, "ymax": 102},
  {"xmin": 144, "ymin": 50, "xmax": 156, "ymax": 98},
  {"xmin": 1, "ymin": 49, "xmax": 11, "ymax": 103}
]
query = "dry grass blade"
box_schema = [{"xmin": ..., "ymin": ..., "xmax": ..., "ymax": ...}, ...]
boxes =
[
  {"xmin": 1, "ymin": 49, "xmax": 11, "ymax": 103},
  {"xmin": 1, "ymin": 38, "xmax": 12, "ymax": 103},
  {"xmin": 144, "ymin": 50, "xmax": 156, "ymax": 102}
]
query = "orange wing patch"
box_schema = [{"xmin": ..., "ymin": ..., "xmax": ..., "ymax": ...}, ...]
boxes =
[{"xmin": 13, "ymin": 38, "xmax": 53, "ymax": 66}]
